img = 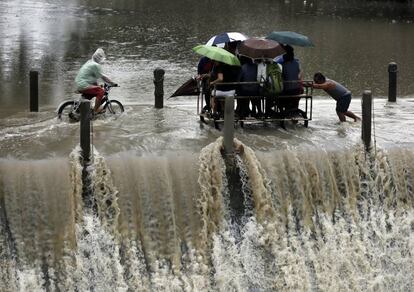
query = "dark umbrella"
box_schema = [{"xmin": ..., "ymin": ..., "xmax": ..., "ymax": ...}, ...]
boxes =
[
  {"xmin": 169, "ymin": 77, "xmax": 199, "ymax": 98},
  {"xmin": 238, "ymin": 38, "xmax": 285, "ymax": 60},
  {"xmin": 266, "ymin": 31, "xmax": 314, "ymax": 47}
]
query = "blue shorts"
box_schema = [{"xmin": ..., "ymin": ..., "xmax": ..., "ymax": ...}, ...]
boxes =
[{"xmin": 336, "ymin": 94, "xmax": 351, "ymax": 113}]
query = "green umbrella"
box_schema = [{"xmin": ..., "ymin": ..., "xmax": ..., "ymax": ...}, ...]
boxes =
[
  {"xmin": 266, "ymin": 31, "xmax": 314, "ymax": 47},
  {"xmin": 192, "ymin": 44, "xmax": 241, "ymax": 66}
]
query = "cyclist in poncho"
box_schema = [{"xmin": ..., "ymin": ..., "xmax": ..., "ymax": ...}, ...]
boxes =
[{"xmin": 75, "ymin": 48, "xmax": 116, "ymax": 114}]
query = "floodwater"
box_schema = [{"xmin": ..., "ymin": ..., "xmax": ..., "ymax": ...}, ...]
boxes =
[
  {"xmin": 1, "ymin": 0, "xmax": 414, "ymax": 291},
  {"xmin": 1, "ymin": 0, "xmax": 414, "ymax": 112},
  {"xmin": 0, "ymin": 0, "xmax": 414, "ymax": 156}
]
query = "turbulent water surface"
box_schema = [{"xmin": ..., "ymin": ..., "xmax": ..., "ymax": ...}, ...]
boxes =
[{"xmin": 1, "ymin": 0, "xmax": 414, "ymax": 291}]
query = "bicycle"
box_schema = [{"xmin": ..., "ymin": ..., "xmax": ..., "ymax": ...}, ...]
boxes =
[{"xmin": 57, "ymin": 82, "xmax": 124, "ymax": 122}]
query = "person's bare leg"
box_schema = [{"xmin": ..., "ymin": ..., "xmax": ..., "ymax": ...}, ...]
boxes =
[
  {"xmin": 93, "ymin": 87, "xmax": 104, "ymax": 114},
  {"xmin": 337, "ymin": 111, "xmax": 346, "ymax": 122},
  {"xmin": 211, "ymin": 97, "xmax": 216, "ymax": 113},
  {"xmin": 94, "ymin": 100, "xmax": 101, "ymax": 113},
  {"xmin": 345, "ymin": 111, "xmax": 360, "ymax": 122}
]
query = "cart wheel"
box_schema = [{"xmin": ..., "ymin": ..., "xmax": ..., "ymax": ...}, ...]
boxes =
[{"xmin": 304, "ymin": 120, "xmax": 309, "ymax": 128}]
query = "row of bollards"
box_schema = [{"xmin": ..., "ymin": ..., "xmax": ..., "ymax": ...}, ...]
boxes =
[
  {"xmin": 360, "ymin": 62, "xmax": 397, "ymax": 152},
  {"xmin": 222, "ymin": 90, "xmax": 374, "ymax": 153},
  {"xmin": 28, "ymin": 64, "xmax": 397, "ymax": 158},
  {"xmin": 28, "ymin": 67, "xmax": 168, "ymax": 112},
  {"xmin": 28, "ymin": 62, "xmax": 398, "ymax": 112},
  {"xmin": 78, "ymin": 67, "xmax": 163, "ymax": 159},
  {"xmin": 75, "ymin": 69, "xmax": 165, "ymax": 209}
]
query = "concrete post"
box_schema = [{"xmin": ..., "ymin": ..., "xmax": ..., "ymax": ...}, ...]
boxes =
[
  {"xmin": 80, "ymin": 100, "xmax": 91, "ymax": 163},
  {"xmin": 154, "ymin": 68, "xmax": 165, "ymax": 108},
  {"xmin": 222, "ymin": 95, "xmax": 242, "ymax": 220},
  {"xmin": 223, "ymin": 95, "xmax": 235, "ymax": 155},
  {"xmin": 388, "ymin": 62, "xmax": 397, "ymax": 102},
  {"xmin": 29, "ymin": 70, "xmax": 39, "ymax": 112},
  {"xmin": 362, "ymin": 90, "xmax": 372, "ymax": 151}
]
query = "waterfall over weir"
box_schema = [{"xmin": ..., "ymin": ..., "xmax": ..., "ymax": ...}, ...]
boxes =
[{"xmin": 1, "ymin": 140, "xmax": 414, "ymax": 291}]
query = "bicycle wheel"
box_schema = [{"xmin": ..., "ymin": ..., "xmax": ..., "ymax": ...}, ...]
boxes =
[
  {"xmin": 57, "ymin": 100, "xmax": 78, "ymax": 122},
  {"xmin": 104, "ymin": 100, "xmax": 124, "ymax": 116}
]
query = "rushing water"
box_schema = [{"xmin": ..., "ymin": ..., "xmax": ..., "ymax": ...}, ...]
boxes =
[
  {"xmin": 1, "ymin": 141, "xmax": 414, "ymax": 291},
  {"xmin": 1, "ymin": 0, "xmax": 414, "ymax": 291}
]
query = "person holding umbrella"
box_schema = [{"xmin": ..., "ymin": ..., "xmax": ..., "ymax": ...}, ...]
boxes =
[
  {"xmin": 266, "ymin": 31, "xmax": 314, "ymax": 116},
  {"xmin": 192, "ymin": 45, "xmax": 241, "ymax": 118},
  {"xmin": 312, "ymin": 72, "xmax": 360, "ymax": 122},
  {"xmin": 197, "ymin": 56, "xmax": 215, "ymax": 113},
  {"xmin": 237, "ymin": 56, "xmax": 261, "ymax": 118},
  {"xmin": 209, "ymin": 60, "xmax": 241, "ymax": 118}
]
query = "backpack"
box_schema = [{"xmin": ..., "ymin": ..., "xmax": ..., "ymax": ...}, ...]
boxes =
[{"xmin": 263, "ymin": 63, "xmax": 283, "ymax": 97}]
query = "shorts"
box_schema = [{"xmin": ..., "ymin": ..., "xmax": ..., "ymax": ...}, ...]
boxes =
[
  {"xmin": 213, "ymin": 89, "xmax": 236, "ymax": 97},
  {"xmin": 79, "ymin": 87, "xmax": 105, "ymax": 102},
  {"xmin": 336, "ymin": 94, "xmax": 351, "ymax": 113}
]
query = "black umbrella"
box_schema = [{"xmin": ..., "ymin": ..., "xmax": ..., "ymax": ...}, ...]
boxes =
[{"xmin": 169, "ymin": 77, "xmax": 199, "ymax": 98}]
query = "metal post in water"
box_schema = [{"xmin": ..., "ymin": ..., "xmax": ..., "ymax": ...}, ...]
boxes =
[
  {"xmin": 80, "ymin": 100, "xmax": 91, "ymax": 162},
  {"xmin": 223, "ymin": 95, "xmax": 235, "ymax": 155},
  {"xmin": 362, "ymin": 90, "xmax": 372, "ymax": 151},
  {"xmin": 29, "ymin": 70, "xmax": 39, "ymax": 112},
  {"xmin": 388, "ymin": 62, "xmax": 397, "ymax": 102},
  {"xmin": 154, "ymin": 68, "xmax": 165, "ymax": 108},
  {"xmin": 79, "ymin": 100, "xmax": 96, "ymax": 210}
]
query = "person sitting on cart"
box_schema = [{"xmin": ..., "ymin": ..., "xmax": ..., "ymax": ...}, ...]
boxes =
[
  {"xmin": 237, "ymin": 56, "xmax": 261, "ymax": 118},
  {"xmin": 75, "ymin": 48, "xmax": 116, "ymax": 114},
  {"xmin": 276, "ymin": 45, "xmax": 303, "ymax": 113},
  {"xmin": 196, "ymin": 56, "xmax": 215, "ymax": 113},
  {"xmin": 209, "ymin": 60, "xmax": 241, "ymax": 119},
  {"xmin": 312, "ymin": 72, "xmax": 360, "ymax": 122}
]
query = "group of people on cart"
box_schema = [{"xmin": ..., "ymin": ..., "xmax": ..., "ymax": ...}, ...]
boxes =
[
  {"xmin": 196, "ymin": 42, "xmax": 305, "ymax": 120},
  {"xmin": 195, "ymin": 35, "xmax": 360, "ymax": 123}
]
